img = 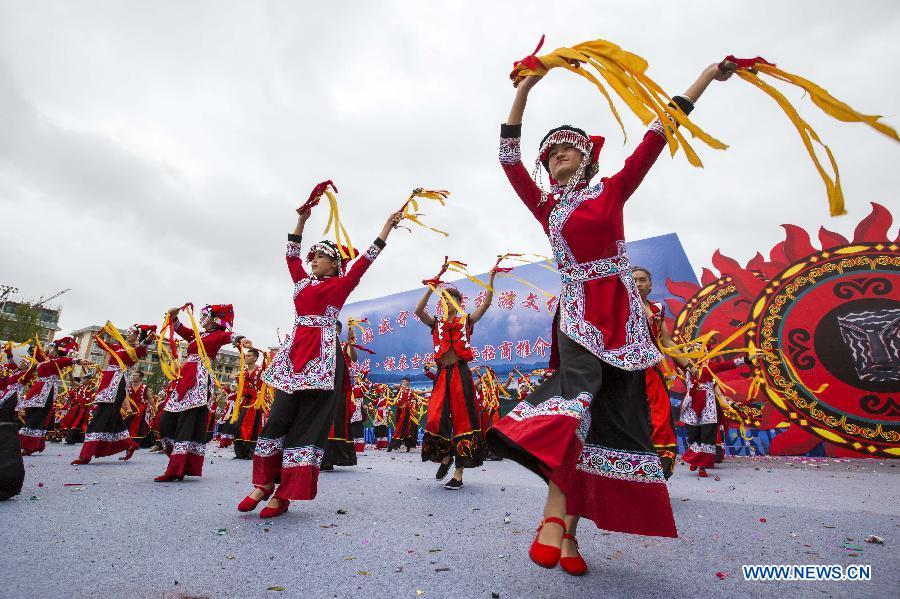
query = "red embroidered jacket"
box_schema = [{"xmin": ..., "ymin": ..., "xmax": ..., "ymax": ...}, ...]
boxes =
[
  {"xmin": 20, "ymin": 357, "xmax": 76, "ymax": 409},
  {"xmin": 165, "ymin": 322, "xmax": 240, "ymax": 412},
  {"xmin": 264, "ymin": 235, "xmax": 385, "ymax": 392},
  {"xmin": 94, "ymin": 343, "xmax": 149, "ymax": 403},
  {"xmin": 499, "ymin": 100, "xmax": 693, "ymax": 371}
]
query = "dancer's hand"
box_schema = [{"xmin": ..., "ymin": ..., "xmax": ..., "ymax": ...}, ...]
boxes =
[
  {"xmin": 379, "ymin": 210, "xmax": 404, "ymax": 240},
  {"xmin": 713, "ymin": 59, "xmax": 737, "ymax": 81},
  {"xmin": 515, "ymin": 74, "xmax": 542, "ymax": 92}
]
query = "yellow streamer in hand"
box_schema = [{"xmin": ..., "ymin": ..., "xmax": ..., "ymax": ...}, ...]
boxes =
[
  {"xmin": 229, "ymin": 345, "xmax": 246, "ymax": 424},
  {"xmin": 511, "ymin": 36, "xmax": 728, "ymax": 167},
  {"xmin": 725, "ymin": 58, "xmax": 898, "ymax": 216},
  {"xmin": 322, "ymin": 188, "xmax": 357, "ymax": 260},
  {"xmin": 401, "ymin": 188, "xmax": 450, "ymax": 236},
  {"xmin": 157, "ymin": 313, "xmax": 182, "ymax": 381}
]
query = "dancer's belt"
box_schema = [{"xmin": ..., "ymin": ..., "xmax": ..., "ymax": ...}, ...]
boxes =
[
  {"xmin": 558, "ymin": 253, "xmax": 631, "ymax": 285},
  {"xmin": 294, "ymin": 313, "xmax": 337, "ymax": 328}
]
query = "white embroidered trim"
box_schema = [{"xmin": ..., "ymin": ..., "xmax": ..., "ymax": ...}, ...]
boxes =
[
  {"xmin": 576, "ymin": 444, "xmax": 666, "ymax": 482},
  {"xmin": 282, "ymin": 445, "xmax": 324, "ymax": 469},
  {"xmin": 171, "ymin": 441, "xmax": 206, "ymax": 456},
  {"xmin": 499, "ymin": 136, "xmax": 521, "ymax": 165},
  {"xmin": 254, "ymin": 436, "xmax": 284, "ymax": 458},
  {"xmin": 85, "ymin": 430, "xmax": 131, "ymax": 443},
  {"xmin": 94, "ymin": 368, "xmax": 126, "ymax": 404}
]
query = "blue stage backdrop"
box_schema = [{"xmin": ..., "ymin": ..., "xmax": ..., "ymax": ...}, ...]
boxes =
[{"xmin": 342, "ymin": 233, "xmax": 697, "ymax": 385}]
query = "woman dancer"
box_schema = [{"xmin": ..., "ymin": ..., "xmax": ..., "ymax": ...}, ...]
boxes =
[
  {"xmin": 487, "ymin": 61, "xmax": 735, "ymax": 575},
  {"xmin": 73, "ymin": 325, "xmax": 156, "ymax": 464},
  {"xmin": 155, "ymin": 304, "xmax": 252, "ymax": 481},
  {"xmin": 238, "ymin": 204, "xmax": 402, "ymax": 518},
  {"xmin": 19, "ymin": 337, "xmax": 85, "ymax": 455},
  {"xmin": 416, "ymin": 271, "xmax": 497, "ymax": 490}
]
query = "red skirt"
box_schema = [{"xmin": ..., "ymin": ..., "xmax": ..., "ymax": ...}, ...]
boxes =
[
  {"xmin": 487, "ymin": 331, "xmax": 677, "ymax": 538},
  {"xmin": 421, "ymin": 361, "xmax": 484, "ymax": 468}
]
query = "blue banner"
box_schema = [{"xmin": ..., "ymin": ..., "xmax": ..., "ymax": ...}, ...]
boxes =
[{"xmin": 343, "ymin": 233, "xmax": 697, "ymax": 385}]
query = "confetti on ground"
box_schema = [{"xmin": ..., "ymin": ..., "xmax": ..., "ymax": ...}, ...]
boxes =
[
  {"xmin": 716, "ymin": 572, "xmax": 728, "ymax": 580},
  {"xmin": 865, "ymin": 535, "xmax": 884, "ymax": 544},
  {"xmin": 216, "ymin": 528, "xmax": 227, "ymax": 535},
  {"xmin": 266, "ymin": 586, "xmax": 286, "ymax": 591}
]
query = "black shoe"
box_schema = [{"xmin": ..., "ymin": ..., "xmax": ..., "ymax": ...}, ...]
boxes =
[
  {"xmin": 443, "ymin": 478, "xmax": 463, "ymax": 490},
  {"xmin": 435, "ymin": 457, "xmax": 453, "ymax": 480},
  {"xmin": 321, "ymin": 464, "xmax": 334, "ymax": 471}
]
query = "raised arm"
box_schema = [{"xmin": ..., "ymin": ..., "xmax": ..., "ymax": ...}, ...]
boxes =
[
  {"xmin": 414, "ymin": 286, "xmax": 436, "ymax": 329},
  {"xmin": 501, "ymin": 75, "xmax": 551, "ymax": 229},
  {"xmin": 287, "ymin": 210, "xmax": 311, "ymax": 283},
  {"xmin": 607, "ymin": 62, "xmax": 735, "ymax": 204},
  {"xmin": 468, "ymin": 270, "xmax": 498, "ymax": 324},
  {"xmin": 167, "ymin": 307, "xmax": 194, "ymax": 341}
]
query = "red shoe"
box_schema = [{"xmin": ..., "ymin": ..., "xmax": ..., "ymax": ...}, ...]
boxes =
[
  {"xmin": 237, "ymin": 486, "xmax": 274, "ymax": 512},
  {"xmin": 529, "ymin": 516, "xmax": 566, "ymax": 568},
  {"xmin": 689, "ymin": 463, "xmax": 698, "ymax": 471},
  {"xmin": 559, "ymin": 534, "xmax": 588, "ymax": 576},
  {"xmin": 259, "ymin": 497, "xmax": 290, "ymax": 519},
  {"xmin": 698, "ymin": 468, "xmax": 708, "ymax": 478},
  {"xmin": 153, "ymin": 474, "xmax": 185, "ymax": 482},
  {"xmin": 70, "ymin": 458, "xmax": 90, "ymax": 465},
  {"xmin": 118, "ymin": 444, "xmax": 138, "ymax": 461}
]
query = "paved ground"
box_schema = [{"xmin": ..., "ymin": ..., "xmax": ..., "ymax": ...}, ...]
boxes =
[{"xmin": 1, "ymin": 443, "xmax": 897, "ymax": 599}]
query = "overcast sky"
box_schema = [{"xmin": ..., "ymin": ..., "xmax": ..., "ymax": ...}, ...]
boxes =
[{"xmin": 2, "ymin": 1, "xmax": 899, "ymax": 346}]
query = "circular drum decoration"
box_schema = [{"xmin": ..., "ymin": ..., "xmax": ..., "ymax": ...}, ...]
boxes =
[{"xmin": 749, "ymin": 242, "xmax": 900, "ymax": 458}]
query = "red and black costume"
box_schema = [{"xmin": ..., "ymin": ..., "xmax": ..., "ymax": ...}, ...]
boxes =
[
  {"xmin": 19, "ymin": 339, "xmax": 77, "ymax": 454},
  {"xmin": 126, "ymin": 381, "xmax": 153, "ymax": 447},
  {"xmin": 348, "ymin": 376, "xmax": 367, "ymax": 453},
  {"xmin": 680, "ymin": 357, "xmax": 747, "ymax": 472},
  {"xmin": 76, "ymin": 337, "xmax": 150, "ymax": 462},
  {"xmin": 487, "ymin": 100, "xmax": 696, "ymax": 539},
  {"xmin": 389, "ymin": 385, "xmax": 418, "ymax": 451},
  {"xmin": 323, "ymin": 343, "xmax": 357, "ymax": 467},
  {"xmin": 158, "ymin": 306, "xmax": 244, "ymax": 480},
  {"xmin": 252, "ymin": 233, "xmax": 384, "ymax": 502},
  {"xmin": 234, "ymin": 362, "xmax": 265, "ymax": 459},
  {"xmin": 644, "ymin": 301, "xmax": 678, "ymax": 478},
  {"xmin": 421, "ymin": 315, "xmax": 485, "ymax": 469},
  {"xmin": 1, "ymin": 349, "xmax": 33, "ymax": 424},
  {"xmin": 217, "ymin": 389, "xmax": 237, "ymax": 448},
  {"xmin": 370, "ymin": 384, "xmax": 391, "ymax": 449},
  {"xmin": 60, "ymin": 381, "xmax": 92, "ymax": 443}
]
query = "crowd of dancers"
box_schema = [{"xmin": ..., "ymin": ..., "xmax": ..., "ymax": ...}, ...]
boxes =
[{"xmin": 1, "ymin": 56, "xmax": 773, "ymax": 577}]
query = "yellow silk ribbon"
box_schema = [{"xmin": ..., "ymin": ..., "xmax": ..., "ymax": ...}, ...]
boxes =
[
  {"xmin": 402, "ymin": 188, "xmax": 450, "ymax": 236},
  {"xmin": 735, "ymin": 62, "xmax": 899, "ymax": 217},
  {"xmin": 512, "ymin": 38, "xmax": 728, "ymax": 167},
  {"xmin": 322, "ymin": 188, "xmax": 357, "ymax": 260},
  {"xmin": 101, "ymin": 321, "xmax": 138, "ymax": 362},
  {"xmin": 156, "ymin": 314, "xmax": 182, "ymax": 381}
]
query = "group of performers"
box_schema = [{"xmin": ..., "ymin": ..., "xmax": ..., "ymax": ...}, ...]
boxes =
[{"xmin": 0, "ymin": 54, "xmax": 796, "ymax": 578}]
